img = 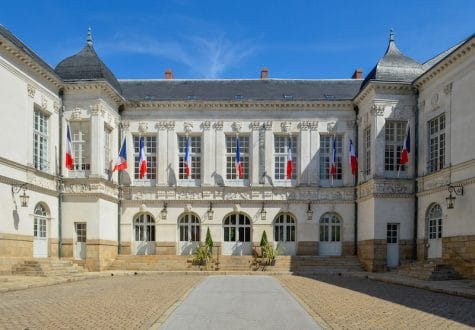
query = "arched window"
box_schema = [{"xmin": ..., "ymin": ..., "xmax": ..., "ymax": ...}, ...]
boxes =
[
  {"xmin": 34, "ymin": 204, "xmax": 48, "ymax": 239},
  {"xmin": 179, "ymin": 214, "xmax": 201, "ymax": 242},
  {"xmin": 274, "ymin": 213, "xmax": 296, "ymax": 242},
  {"xmin": 223, "ymin": 213, "xmax": 251, "ymax": 242},
  {"xmin": 320, "ymin": 213, "xmax": 341, "ymax": 242},
  {"xmin": 134, "ymin": 213, "xmax": 155, "ymax": 242},
  {"xmin": 427, "ymin": 204, "xmax": 442, "ymax": 239}
]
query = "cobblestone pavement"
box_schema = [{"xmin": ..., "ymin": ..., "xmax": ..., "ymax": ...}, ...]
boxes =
[
  {"xmin": 0, "ymin": 274, "xmax": 203, "ymax": 329},
  {"xmin": 277, "ymin": 274, "xmax": 475, "ymax": 329}
]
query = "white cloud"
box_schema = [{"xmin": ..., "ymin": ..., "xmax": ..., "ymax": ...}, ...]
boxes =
[{"xmin": 100, "ymin": 33, "xmax": 257, "ymax": 78}]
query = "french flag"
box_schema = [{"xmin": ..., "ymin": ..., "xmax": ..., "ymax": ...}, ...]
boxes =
[
  {"xmin": 286, "ymin": 137, "xmax": 293, "ymax": 179},
  {"xmin": 113, "ymin": 138, "xmax": 127, "ymax": 172},
  {"xmin": 400, "ymin": 123, "xmax": 410, "ymax": 165},
  {"xmin": 65, "ymin": 123, "xmax": 74, "ymax": 170},
  {"xmin": 139, "ymin": 137, "xmax": 147, "ymax": 179},
  {"xmin": 235, "ymin": 137, "xmax": 243, "ymax": 179},
  {"xmin": 184, "ymin": 136, "xmax": 191, "ymax": 177},
  {"xmin": 330, "ymin": 137, "xmax": 337, "ymax": 178},
  {"xmin": 349, "ymin": 138, "xmax": 357, "ymax": 176}
]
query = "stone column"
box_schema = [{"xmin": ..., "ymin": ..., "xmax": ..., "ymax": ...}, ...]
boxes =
[
  {"xmin": 299, "ymin": 121, "xmax": 310, "ymax": 185},
  {"xmin": 213, "ymin": 121, "xmax": 224, "ymax": 185},
  {"xmin": 157, "ymin": 122, "xmax": 168, "ymax": 185},
  {"xmin": 202, "ymin": 121, "xmax": 213, "ymax": 186},
  {"xmin": 166, "ymin": 121, "xmax": 176, "ymax": 186},
  {"xmin": 89, "ymin": 104, "xmax": 104, "ymax": 177},
  {"xmin": 309, "ymin": 121, "xmax": 319, "ymax": 185},
  {"xmin": 264, "ymin": 121, "xmax": 273, "ymax": 185},
  {"xmin": 251, "ymin": 121, "xmax": 260, "ymax": 186},
  {"xmin": 26, "ymin": 84, "xmax": 36, "ymax": 168}
]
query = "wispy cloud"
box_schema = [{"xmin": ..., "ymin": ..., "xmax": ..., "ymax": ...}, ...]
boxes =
[{"xmin": 100, "ymin": 32, "xmax": 258, "ymax": 78}]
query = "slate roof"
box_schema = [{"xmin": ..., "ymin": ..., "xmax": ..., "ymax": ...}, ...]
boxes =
[
  {"xmin": 55, "ymin": 33, "xmax": 122, "ymax": 94},
  {"xmin": 119, "ymin": 79, "xmax": 363, "ymax": 101},
  {"xmin": 0, "ymin": 24, "xmax": 59, "ymax": 79},
  {"xmin": 362, "ymin": 31, "xmax": 423, "ymax": 87}
]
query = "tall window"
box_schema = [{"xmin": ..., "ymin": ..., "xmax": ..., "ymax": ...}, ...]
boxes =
[
  {"xmin": 33, "ymin": 109, "xmax": 49, "ymax": 171},
  {"xmin": 179, "ymin": 214, "xmax": 201, "ymax": 242},
  {"xmin": 385, "ymin": 121, "xmax": 406, "ymax": 172},
  {"xmin": 274, "ymin": 214, "xmax": 296, "ymax": 242},
  {"xmin": 70, "ymin": 122, "xmax": 90, "ymax": 171},
  {"xmin": 428, "ymin": 114, "xmax": 445, "ymax": 173},
  {"xmin": 363, "ymin": 127, "xmax": 371, "ymax": 177},
  {"xmin": 103, "ymin": 127, "xmax": 111, "ymax": 174},
  {"xmin": 133, "ymin": 135, "xmax": 156, "ymax": 180},
  {"xmin": 274, "ymin": 135, "xmax": 297, "ymax": 180},
  {"xmin": 320, "ymin": 135, "xmax": 343, "ymax": 180},
  {"xmin": 427, "ymin": 204, "xmax": 442, "ymax": 239},
  {"xmin": 226, "ymin": 135, "xmax": 249, "ymax": 180},
  {"xmin": 319, "ymin": 213, "xmax": 341, "ymax": 242},
  {"xmin": 178, "ymin": 136, "xmax": 201, "ymax": 180}
]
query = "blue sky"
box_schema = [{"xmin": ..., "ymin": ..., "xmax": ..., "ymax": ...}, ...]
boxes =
[{"xmin": 1, "ymin": 1, "xmax": 474, "ymax": 79}]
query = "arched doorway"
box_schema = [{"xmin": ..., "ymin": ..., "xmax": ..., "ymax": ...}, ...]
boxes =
[
  {"xmin": 133, "ymin": 213, "xmax": 156, "ymax": 255},
  {"xmin": 33, "ymin": 203, "xmax": 49, "ymax": 258},
  {"xmin": 319, "ymin": 213, "xmax": 342, "ymax": 256},
  {"xmin": 178, "ymin": 213, "xmax": 201, "ymax": 255},
  {"xmin": 427, "ymin": 204, "xmax": 442, "ymax": 259},
  {"xmin": 274, "ymin": 213, "xmax": 296, "ymax": 255},
  {"xmin": 223, "ymin": 213, "xmax": 252, "ymax": 255}
]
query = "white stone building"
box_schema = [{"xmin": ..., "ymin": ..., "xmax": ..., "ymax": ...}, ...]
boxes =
[{"xmin": 0, "ymin": 25, "xmax": 473, "ymax": 276}]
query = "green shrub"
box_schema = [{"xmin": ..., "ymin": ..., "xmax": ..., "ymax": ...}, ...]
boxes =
[
  {"xmin": 192, "ymin": 243, "xmax": 211, "ymax": 266},
  {"xmin": 260, "ymin": 230, "xmax": 269, "ymax": 248},
  {"xmin": 205, "ymin": 227, "xmax": 213, "ymax": 249}
]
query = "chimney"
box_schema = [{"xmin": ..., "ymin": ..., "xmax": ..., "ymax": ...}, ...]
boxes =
[
  {"xmin": 260, "ymin": 67, "xmax": 269, "ymax": 79},
  {"xmin": 352, "ymin": 68, "xmax": 363, "ymax": 79},
  {"xmin": 165, "ymin": 68, "xmax": 174, "ymax": 80}
]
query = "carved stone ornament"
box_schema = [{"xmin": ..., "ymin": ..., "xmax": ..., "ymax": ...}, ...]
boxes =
[
  {"xmin": 251, "ymin": 121, "xmax": 261, "ymax": 130},
  {"xmin": 184, "ymin": 204, "xmax": 192, "ymax": 212},
  {"xmin": 356, "ymin": 115, "xmax": 363, "ymax": 126},
  {"xmin": 139, "ymin": 203, "xmax": 147, "ymax": 212},
  {"xmin": 53, "ymin": 102, "xmax": 60, "ymax": 114},
  {"xmin": 41, "ymin": 95, "xmax": 48, "ymax": 110},
  {"xmin": 299, "ymin": 121, "xmax": 309, "ymax": 131},
  {"xmin": 184, "ymin": 122, "xmax": 193, "ymax": 135},
  {"xmin": 166, "ymin": 121, "xmax": 175, "ymax": 131},
  {"xmin": 156, "ymin": 121, "xmax": 168, "ymax": 131},
  {"xmin": 281, "ymin": 121, "xmax": 292, "ymax": 133},
  {"xmin": 264, "ymin": 121, "xmax": 273, "ymax": 130},
  {"xmin": 309, "ymin": 121, "xmax": 319, "ymax": 131},
  {"xmin": 232, "ymin": 121, "xmax": 242, "ymax": 133},
  {"xmin": 327, "ymin": 121, "xmax": 337, "ymax": 133},
  {"xmin": 443, "ymin": 82, "xmax": 453, "ymax": 95},
  {"xmin": 122, "ymin": 120, "xmax": 130, "ymax": 132},
  {"xmin": 214, "ymin": 121, "xmax": 223, "ymax": 130},
  {"xmin": 430, "ymin": 93, "xmax": 439, "ymax": 108},
  {"xmin": 27, "ymin": 84, "xmax": 36, "ymax": 98},
  {"xmin": 419, "ymin": 100, "xmax": 426, "ymax": 112},
  {"xmin": 233, "ymin": 204, "xmax": 240, "ymax": 212},
  {"xmin": 138, "ymin": 122, "xmax": 149, "ymax": 133},
  {"xmin": 345, "ymin": 120, "xmax": 356, "ymax": 129},
  {"xmin": 370, "ymin": 104, "xmax": 385, "ymax": 116},
  {"xmin": 71, "ymin": 107, "xmax": 82, "ymax": 120},
  {"xmin": 201, "ymin": 121, "xmax": 211, "ymax": 131}
]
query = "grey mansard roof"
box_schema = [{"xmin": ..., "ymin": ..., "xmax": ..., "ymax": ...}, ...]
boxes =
[
  {"xmin": 55, "ymin": 31, "xmax": 122, "ymax": 94},
  {"xmin": 119, "ymin": 79, "xmax": 363, "ymax": 101},
  {"xmin": 363, "ymin": 31, "xmax": 423, "ymax": 87}
]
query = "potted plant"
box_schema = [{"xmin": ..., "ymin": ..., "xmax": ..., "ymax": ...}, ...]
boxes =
[
  {"xmin": 192, "ymin": 243, "xmax": 212, "ymax": 269},
  {"xmin": 205, "ymin": 227, "xmax": 213, "ymax": 255}
]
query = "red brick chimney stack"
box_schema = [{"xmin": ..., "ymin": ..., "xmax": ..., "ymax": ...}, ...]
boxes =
[
  {"xmin": 261, "ymin": 67, "xmax": 269, "ymax": 79},
  {"xmin": 165, "ymin": 68, "xmax": 174, "ymax": 80},
  {"xmin": 352, "ymin": 68, "xmax": 363, "ymax": 79}
]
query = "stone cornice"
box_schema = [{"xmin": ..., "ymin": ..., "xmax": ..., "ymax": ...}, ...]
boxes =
[
  {"xmin": 62, "ymin": 81, "xmax": 125, "ymax": 105},
  {"xmin": 123, "ymin": 100, "xmax": 355, "ymax": 112},
  {"xmin": 414, "ymin": 36, "xmax": 475, "ymax": 89},
  {"xmin": 0, "ymin": 36, "xmax": 62, "ymax": 88},
  {"xmin": 353, "ymin": 82, "xmax": 414, "ymax": 105},
  {"xmin": 357, "ymin": 178, "xmax": 415, "ymax": 201}
]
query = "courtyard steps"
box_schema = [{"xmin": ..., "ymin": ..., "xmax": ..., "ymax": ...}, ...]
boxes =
[
  {"xmin": 106, "ymin": 255, "xmax": 364, "ymax": 273},
  {"xmin": 394, "ymin": 259, "xmax": 464, "ymax": 280},
  {"xmin": 11, "ymin": 258, "xmax": 86, "ymax": 277}
]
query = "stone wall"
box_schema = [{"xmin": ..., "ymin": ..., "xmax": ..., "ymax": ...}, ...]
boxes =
[
  {"xmin": 416, "ymin": 239, "xmax": 428, "ymax": 261},
  {"xmin": 156, "ymin": 242, "xmax": 176, "ymax": 255},
  {"xmin": 297, "ymin": 241, "xmax": 318, "ymax": 255},
  {"xmin": 0, "ymin": 233, "xmax": 32, "ymax": 273},
  {"xmin": 342, "ymin": 241, "xmax": 355, "ymax": 256},
  {"xmin": 443, "ymin": 235, "xmax": 475, "ymax": 279},
  {"xmin": 399, "ymin": 239, "xmax": 415, "ymax": 264},
  {"xmin": 85, "ymin": 239, "xmax": 118, "ymax": 271},
  {"xmin": 358, "ymin": 239, "xmax": 387, "ymax": 272}
]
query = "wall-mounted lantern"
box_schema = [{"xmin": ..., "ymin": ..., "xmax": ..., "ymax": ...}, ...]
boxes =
[{"xmin": 446, "ymin": 184, "xmax": 463, "ymax": 209}]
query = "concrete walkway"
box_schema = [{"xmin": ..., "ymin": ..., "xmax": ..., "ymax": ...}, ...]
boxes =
[{"xmin": 159, "ymin": 275, "xmax": 320, "ymax": 330}]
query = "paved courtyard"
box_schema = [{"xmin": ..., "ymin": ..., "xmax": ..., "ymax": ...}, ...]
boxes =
[{"xmin": 0, "ymin": 274, "xmax": 474, "ymax": 329}]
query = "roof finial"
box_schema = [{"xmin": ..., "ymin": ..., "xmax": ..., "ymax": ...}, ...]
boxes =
[
  {"xmin": 389, "ymin": 28, "xmax": 395, "ymax": 42},
  {"xmin": 87, "ymin": 27, "xmax": 93, "ymax": 46}
]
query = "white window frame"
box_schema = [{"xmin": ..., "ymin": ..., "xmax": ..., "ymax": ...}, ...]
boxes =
[
  {"xmin": 319, "ymin": 134, "xmax": 343, "ymax": 183},
  {"xmin": 133, "ymin": 135, "xmax": 157, "ymax": 184},
  {"xmin": 225, "ymin": 135, "xmax": 250, "ymax": 185},
  {"xmin": 274, "ymin": 213, "xmax": 296, "ymax": 242},
  {"xmin": 178, "ymin": 135, "xmax": 201, "ymax": 185},
  {"xmin": 363, "ymin": 126, "xmax": 371, "ymax": 178},
  {"xmin": 384, "ymin": 120, "xmax": 407, "ymax": 175},
  {"xmin": 427, "ymin": 114, "xmax": 445, "ymax": 174},
  {"xmin": 273, "ymin": 135, "xmax": 297, "ymax": 186},
  {"xmin": 70, "ymin": 121, "xmax": 91, "ymax": 177},
  {"xmin": 33, "ymin": 108, "xmax": 49, "ymax": 172}
]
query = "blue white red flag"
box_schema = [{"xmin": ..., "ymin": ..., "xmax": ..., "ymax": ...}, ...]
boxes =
[
  {"xmin": 235, "ymin": 137, "xmax": 243, "ymax": 179},
  {"xmin": 139, "ymin": 137, "xmax": 147, "ymax": 179},
  {"xmin": 400, "ymin": 123, "xmax": 410, "ymax": 165},
  {"xmin": 113, "ymin": 138, "xmax": 127, "ymax": 172},
  {"xmin": 349, "ymin": 138, "xmax": 357, "ymax": 176},
  {"xmin": 330, "ymin": 137, "xmax": 337, "ymax": 178},
  {"xmin": 286, "ymin": 137, "xmax": 293, "ymax": 179},
  {"xmin": 65, "ymin": 123, "xmax": 74, "ymax": 170},
  {"xmin": 184, "ymin": 136, "xmax": 191, "ymax": 177}
]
